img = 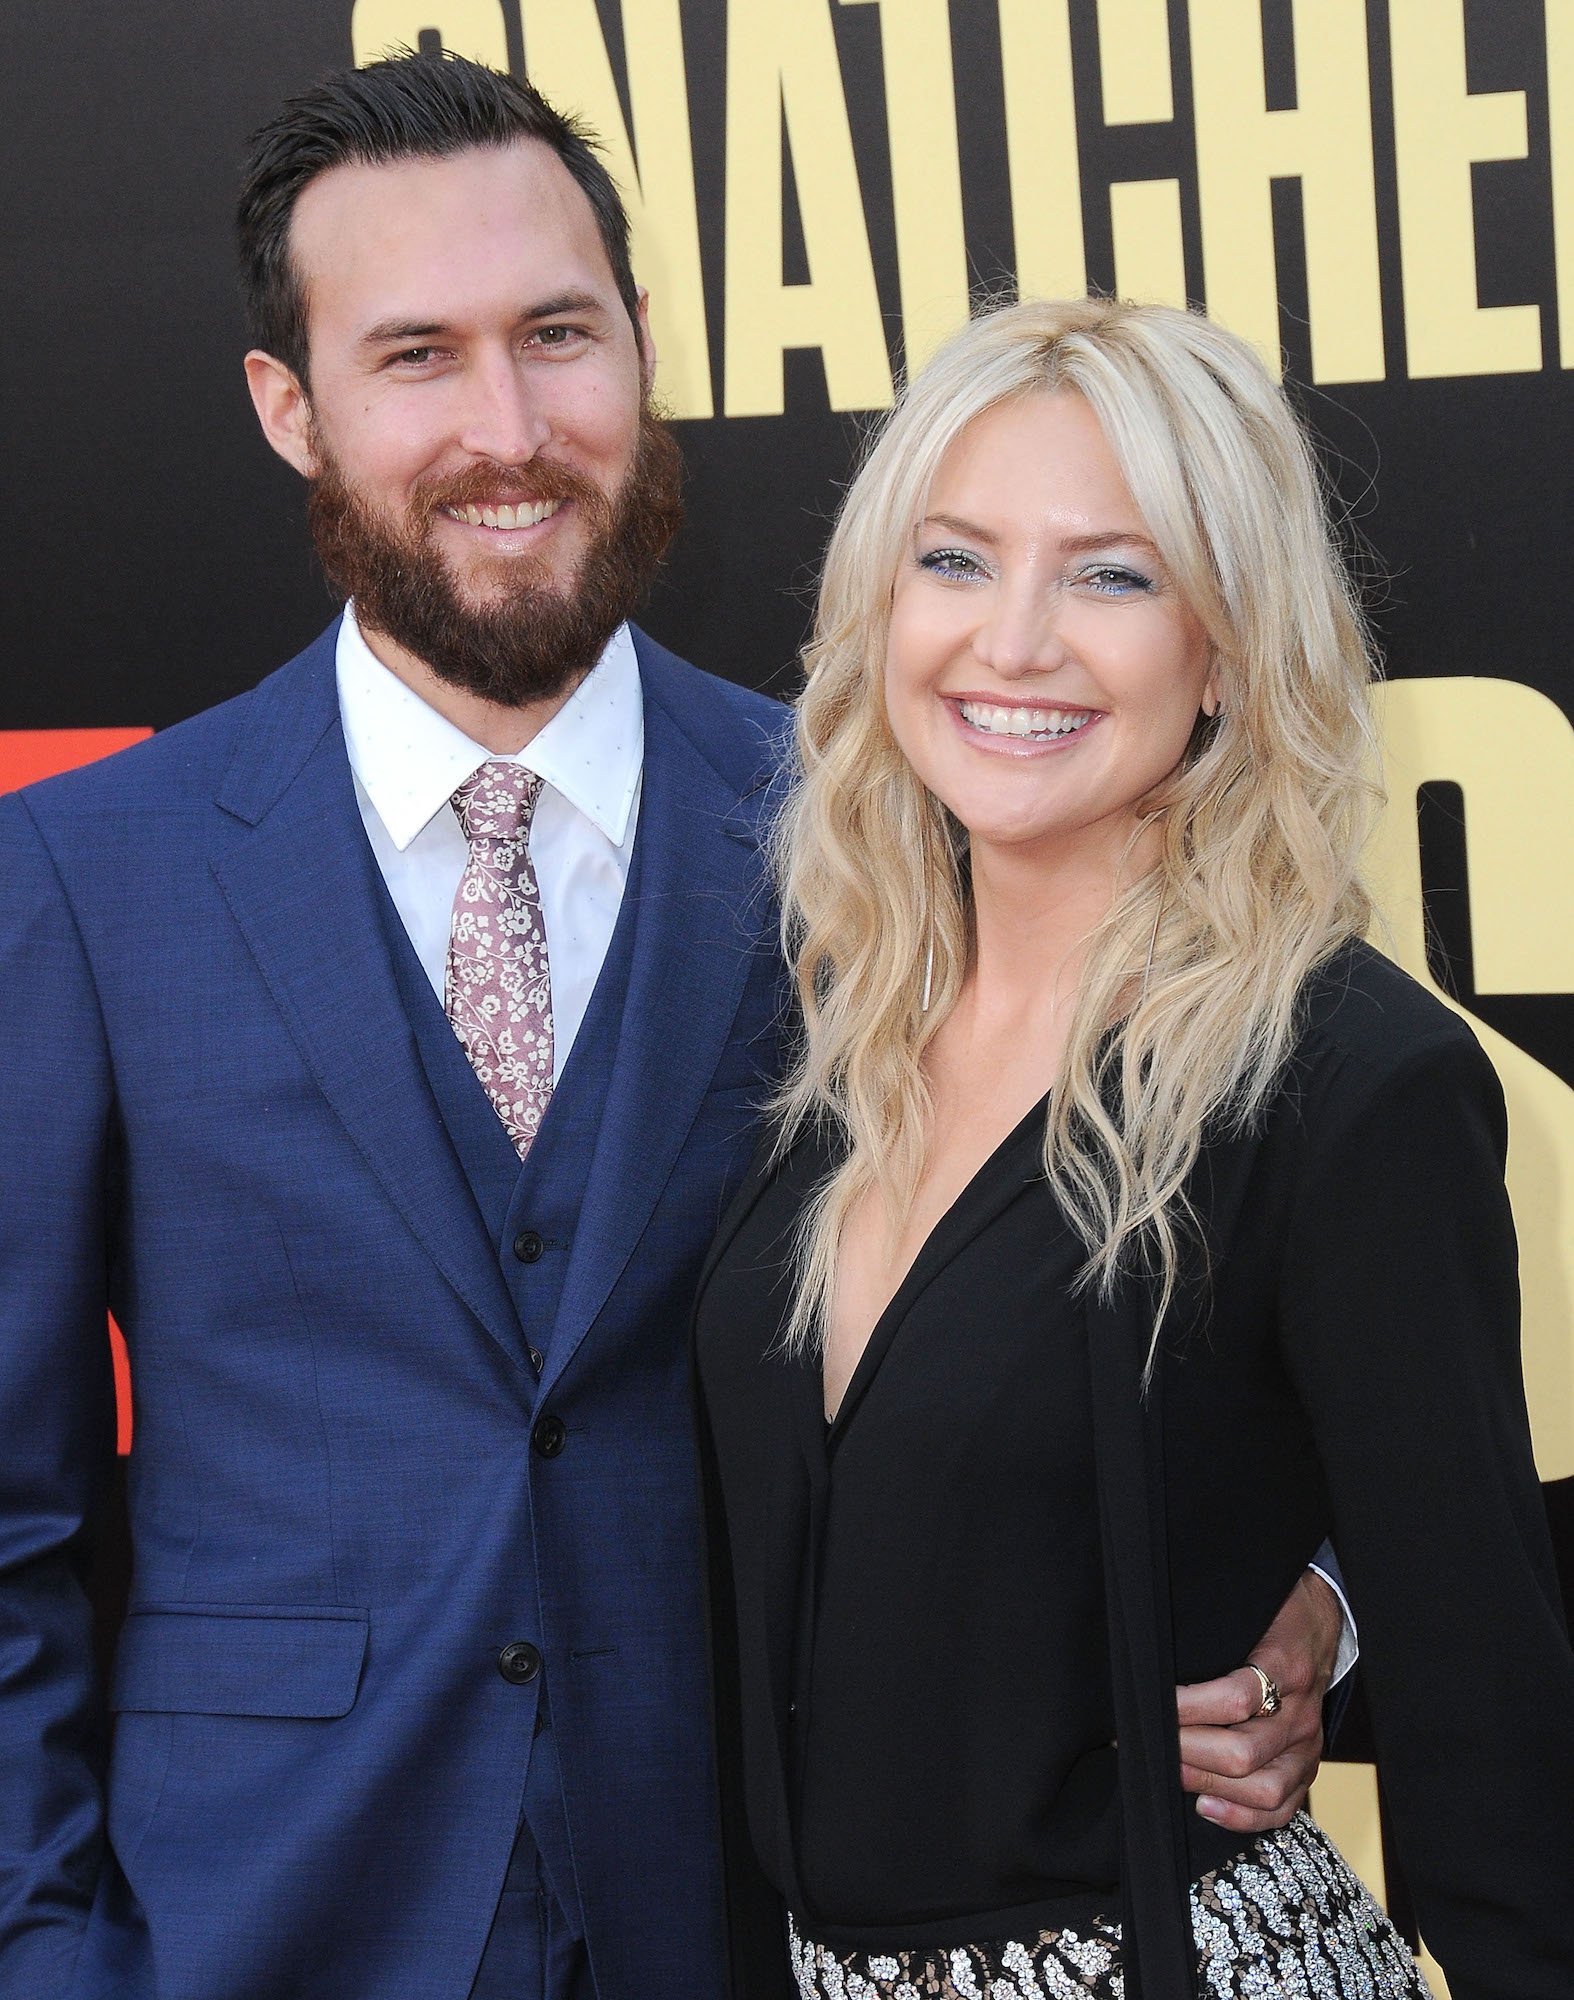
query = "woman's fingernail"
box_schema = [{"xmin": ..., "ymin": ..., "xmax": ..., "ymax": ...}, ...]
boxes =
[{"xmin": 1196, "ymin": 1796, "xmax": 1227, "ymax": 1822}]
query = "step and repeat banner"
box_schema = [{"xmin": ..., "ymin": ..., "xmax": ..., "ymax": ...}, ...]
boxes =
[{"xmin": 5, "ymin": 3, "xmax": 1574, "ymax": 1983}]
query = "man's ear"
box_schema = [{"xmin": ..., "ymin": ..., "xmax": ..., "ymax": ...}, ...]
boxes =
[
  {"xmin": 634, "ymin": 287, "xmax": 658, "ymax": 398},
  {"xmin": 244, "ymin": 349, "xmax": 317, "ymax": 476}
]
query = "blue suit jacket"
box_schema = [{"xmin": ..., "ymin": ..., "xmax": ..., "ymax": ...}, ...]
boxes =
[{"xmin": 0, "ymin": 621, "xmax": 791, "ymax": 2000}]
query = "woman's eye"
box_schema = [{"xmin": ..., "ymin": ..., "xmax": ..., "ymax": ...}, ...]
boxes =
[
  {"xmin": 918, "ymin": 547, "xmax": 986, "ymax": 581},
  {"xmin": 1080, "ymin": 564, "xmax": 1154, "ymax": 596}
]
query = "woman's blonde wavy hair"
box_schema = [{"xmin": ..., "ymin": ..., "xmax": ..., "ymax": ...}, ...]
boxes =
[{"xmin": 773, "ymin": 296, "xmax": 1380, "ymax": 1355}]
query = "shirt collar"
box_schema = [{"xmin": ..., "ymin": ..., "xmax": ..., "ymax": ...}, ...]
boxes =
[{"xmin": 335, "ymin": 601, "xmax": 643, "ymax": 852}]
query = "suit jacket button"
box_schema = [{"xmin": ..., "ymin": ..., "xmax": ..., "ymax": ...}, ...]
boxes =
[
  {"xmin": 532, "ymin": 1414, "xmax": 566, "ymax": 1458},
  {"xmin": 513, "ymin": 1230, "xmax": 545, "ymax": 1264},
  {"xmin": 498, "ymin": 1641, "xmax": 542, "ymax": 1685}
]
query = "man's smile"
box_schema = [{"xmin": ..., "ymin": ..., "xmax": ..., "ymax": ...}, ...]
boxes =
[{"xmin": 440, "ymin": 497, "xmax": 566, "ymax": 532}]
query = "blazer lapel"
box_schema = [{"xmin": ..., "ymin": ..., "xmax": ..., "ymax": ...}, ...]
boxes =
[
  {"xmin": 538, "ymin": 676, "xmax": 771, "ymax": 1402},
  {"xmin": 210, "ymin": 629, "xmax": 527, "ymax": 1376}
]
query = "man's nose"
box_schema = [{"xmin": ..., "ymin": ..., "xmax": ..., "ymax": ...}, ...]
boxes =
[{"xmin": 456, "ymin": 352, "xmax": 554, "ymax": 465}]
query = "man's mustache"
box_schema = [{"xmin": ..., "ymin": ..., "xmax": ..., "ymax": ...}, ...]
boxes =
[{"xmin": 414, "ymin": 457, "xmax": 607, "ymax": 523}]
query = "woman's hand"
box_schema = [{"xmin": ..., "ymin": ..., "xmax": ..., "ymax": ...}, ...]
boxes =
[{"xmin": 1173, "ymin": 1570, "xmax": 1344, "ymax": 1833}]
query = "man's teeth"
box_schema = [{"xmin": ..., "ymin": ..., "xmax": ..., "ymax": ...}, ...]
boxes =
[
  {"xmin": 445, "ymin": 499, "xmax": 564, "ymax": 530},
  {"xmin": 959, "ymin": 701, "xmax": 1093, "ymax": 739}
]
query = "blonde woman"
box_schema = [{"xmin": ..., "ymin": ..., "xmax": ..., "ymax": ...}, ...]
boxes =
[{"xmin": 695, "ymin": 299, "xmax": 1574, "ymax": 1999}]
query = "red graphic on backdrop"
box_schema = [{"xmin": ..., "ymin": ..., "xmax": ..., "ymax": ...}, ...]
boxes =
[
  {"xmin": 0, "ymin": 728, "xmax": 152, "ymax": 792},
  {"xmin": 0, "ymin": 728, "xmax": 152, "ymax": 1456}
]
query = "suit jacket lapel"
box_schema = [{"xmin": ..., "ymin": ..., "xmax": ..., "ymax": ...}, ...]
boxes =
[
  {"xmin": 538, "ymin": 667, "xmax": 771, "ymax": 1401},
  {"xmin": 210, "ymin": 628, "xmax": 527, "ymax": 1376}
]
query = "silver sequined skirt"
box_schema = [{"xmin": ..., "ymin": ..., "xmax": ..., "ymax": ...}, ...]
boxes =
[{"xmin": 788, "ymin": 1811, "xmax": 1432, "ymax": 1999}]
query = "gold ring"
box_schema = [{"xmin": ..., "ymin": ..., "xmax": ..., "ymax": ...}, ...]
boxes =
[{"xmin": 1246, "ymin": 1663, "xmax": 1282, "ymax": 1716}]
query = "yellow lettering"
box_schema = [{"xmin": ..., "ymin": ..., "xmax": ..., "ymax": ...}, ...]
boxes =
[
  {"xmin": 1389, "ymin": 0, "xmax": 1540, "ymax": 377},
  {"xmin": 350, "ymin": 0, "xmax": 508, "ymax": 67},
  {"xmin": 519, "ymin": 0, "xmax": 712, "ymax": 417},
  {"xmin": 1309, "ymin": 1764, "xmax": 1386, "ymax": 1909},
  {"xmin": 997, "ymin": 0, "xmax": 1086, "ymax": 301},
  {"xmin": 1549, "ymin": 0, "xmax": 1574, "ymax": 367},
  {"xmin": 1190, "ymin": 0, "xmax": 1384, "ymax": 382},
  {"xmin": 1373, "ymin": 679, "xmax": 1574, "ymax": 996},
  {"xmin": 841, "ymin": 0, "xmax": 969, "ymax": 377},
  {"xmin": 1109, "ymin": 179, "xmax": 1188, "ymax": 307},
  {"xmin": 1097, "ymin": 0, "xmax": 1173, "ymax": 126},
  {"xmin": 1369, "ymin": 678, "xmax": 1574, "ymax": 1482},
  {"xmin": 723, "ymin": 0, "xmax": 893, "ymax": 416},
  {"xmin": 1097, "ymin": 0, "xmax": 1185, "ymax": 304}
]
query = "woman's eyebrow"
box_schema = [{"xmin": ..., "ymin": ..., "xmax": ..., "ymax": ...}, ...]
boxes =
[
  {"xmin": 920, "ymin": 516, "xmax": 1163, "ymax": 557},
  {"xmin": 1058, "ymin": 529, "xmax": 1163, "ymax": 557},
  {"xmin": 919, "ymin": 512, "xmax": 999, "ymax": 544}
]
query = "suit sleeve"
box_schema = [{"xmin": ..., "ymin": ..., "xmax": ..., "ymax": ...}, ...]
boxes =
[
  {"xmin": 0, "ymin": 791, "xmax": 118, "ymax": 1990},
  {"xmin": 1277, "ymin": 1025, "xmax": 1574, "ymax": 1999},
  {"xmin": 694, "ymin": 1368, "xmax": 796, "ymax": 2000}
]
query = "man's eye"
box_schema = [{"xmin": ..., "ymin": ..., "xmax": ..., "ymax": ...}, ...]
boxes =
[
  {"xmin": 391, "ymin": 347, "xmax": 437, "ymax": 367},
  {"xmin": 530, "ymin": 325, "xmax": 585, "ymax": 350},
  {"xmin": 918, "ymin": 547, "xmax": 986, "ymax": 580}
]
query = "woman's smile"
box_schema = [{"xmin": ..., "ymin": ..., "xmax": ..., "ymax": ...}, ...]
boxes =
[{"xmin": 947, "ymin": 694, "xmax": 1105, "ymax": 752}]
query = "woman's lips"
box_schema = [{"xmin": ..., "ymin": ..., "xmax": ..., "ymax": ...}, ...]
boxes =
[{"xmin": 945, "ymin": 695, "xmax": 1104, "ymax": 753}]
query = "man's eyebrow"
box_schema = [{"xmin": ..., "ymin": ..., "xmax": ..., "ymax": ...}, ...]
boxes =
[
  {"xmin": 359, "ymin": 318, "xmax": 448, "ymax": 348},
  {"xmin": 357, "ymin": 293, "xmax": 612, "ymax": 349},
  {"xmin": 520, "ymin": 290, "xmax": 610, "ymax": 322}
]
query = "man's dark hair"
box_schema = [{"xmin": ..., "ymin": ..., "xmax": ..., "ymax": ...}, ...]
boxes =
[{"xmin": 237, "ymin": 49, "xmax": 641, "ymax": 386}]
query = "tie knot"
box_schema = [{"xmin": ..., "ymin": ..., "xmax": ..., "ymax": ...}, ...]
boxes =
[{"xmin": 452, "ymin": 761, "xmax": 544, "ymax": 845}]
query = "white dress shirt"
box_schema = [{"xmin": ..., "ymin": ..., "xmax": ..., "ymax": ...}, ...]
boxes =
[{"xmin": 335, "ymin": 600, "xmax": 642, "ymax": 1084}]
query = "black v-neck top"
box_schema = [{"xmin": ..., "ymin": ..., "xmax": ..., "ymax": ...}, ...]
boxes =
[
  {"xmin": 698, "ymin": 1102, "xmax": 1128, "ymax": 1945},
  {"xmin": 694, "ymin": 944, "xmax": 1574, "ymax": 1984}
]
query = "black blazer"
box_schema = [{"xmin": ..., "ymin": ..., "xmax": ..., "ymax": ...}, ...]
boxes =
[{"xmin": 697, "ymin": 942, "xmax": 1574, "ymax": 2000}]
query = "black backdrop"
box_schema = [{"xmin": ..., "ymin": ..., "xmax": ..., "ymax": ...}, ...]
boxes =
[{"xmin": 5, "ymin": 4, "xmax": 1574, "ymax": 1981}]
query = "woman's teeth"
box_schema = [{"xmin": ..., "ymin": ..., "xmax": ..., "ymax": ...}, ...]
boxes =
[
  {"xmin": 958, "ymin": 700, "xmax": 1094, "ymax": 740},
  {"xmin": 443, "ymin": 499, "xmax": 563, "ymax": 530}
]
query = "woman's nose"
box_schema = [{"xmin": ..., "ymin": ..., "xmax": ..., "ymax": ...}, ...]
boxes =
[{"xmin": 971, "ymin": 582, "xmax": 1070, "ymax": 679}]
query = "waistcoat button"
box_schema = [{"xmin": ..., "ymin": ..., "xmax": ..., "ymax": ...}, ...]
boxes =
[{"xmin": 498, "ymin": 1641, "xmax": 542, "ymax": 1685}]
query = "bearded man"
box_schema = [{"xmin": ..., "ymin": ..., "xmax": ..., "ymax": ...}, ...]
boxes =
[
  {"xmin": 0, "ymin": 48, "xmax": 1350, "ymax": 2000},
  {"xmin": 0, "ymin": 50, "xmax": 787, "ymax": 2000}
]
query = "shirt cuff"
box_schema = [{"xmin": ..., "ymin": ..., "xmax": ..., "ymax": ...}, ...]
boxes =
[{"xmin": 1308, "ymin": 1561, "xmax": 1359, "ymax": 1686}]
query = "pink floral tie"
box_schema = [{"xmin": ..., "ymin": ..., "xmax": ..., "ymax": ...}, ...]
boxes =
[{"xmin": 446, "ymin": 761, "xmax": 554, "ymax": 1160}]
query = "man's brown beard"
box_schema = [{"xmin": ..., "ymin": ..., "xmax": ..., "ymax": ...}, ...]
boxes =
[{"xmin": 307, "ymin": 407, "xmax": 684, "ymax": 708}]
